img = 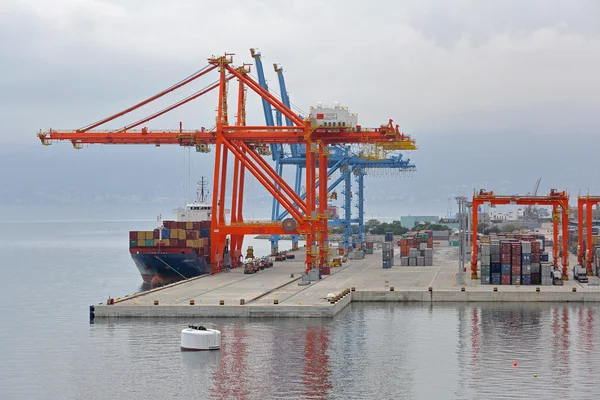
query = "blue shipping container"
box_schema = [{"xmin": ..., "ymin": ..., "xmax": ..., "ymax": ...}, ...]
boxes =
[
  {"xmin": 161, "ymin": 228, "xmax": 170, "ymax": 239},
  {"xmin": 200, "ymin": 228, "xmax": 210, "ymax": 238},
  {"xmin": 491, "ymin": 273, "xmax": 501, "ymax": 285},
  {"xmin": 540, "ymin": 253, "xmax": 549, "ymax": 262},
  {"xmin": 522, "ymin": 275, "xmax": 532, "ymax": 285},
  {"xmin": 501, "ymin": 264, "xmax": 511, "ymax": 275},
  {"xmin": 491, "ymin": 264, "xmax": 502, "ymax": 274}
]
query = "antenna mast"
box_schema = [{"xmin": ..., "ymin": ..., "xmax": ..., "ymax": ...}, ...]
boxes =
[{"xmin": 197, "ymin": 177, "xmax": 209, "ymax": 203}]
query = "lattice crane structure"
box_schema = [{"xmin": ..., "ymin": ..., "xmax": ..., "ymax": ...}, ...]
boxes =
[
  {"xmin": 577, "ymin": 195, "xmax": 600, "ymax": 276},
  {"xmin": 472, "ymin": 189, "xmax": 570, "ymax": 280},
  {"xmin": 250, "ymin": 49, "xmax": 416, "ymax": 254},
  {"xmin": 38, "ymin": 53, "xmax": 416, "ymax": 276}
]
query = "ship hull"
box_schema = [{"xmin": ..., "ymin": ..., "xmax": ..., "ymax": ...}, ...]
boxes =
[{"xmin": 131, "ymin": 250, "xmax": 208, "ymax": 287}]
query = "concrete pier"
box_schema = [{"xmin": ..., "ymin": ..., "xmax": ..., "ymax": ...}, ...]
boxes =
[{"xmin": 93, "ymin": 247, "xmax": 600, "ymax": 319}]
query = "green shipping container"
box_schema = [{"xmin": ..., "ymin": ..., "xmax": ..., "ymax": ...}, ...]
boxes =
[
  {"xmin": 146, "ymin": 239, "xmax": 155, "ymax": 246},
  {"xmin": 451, "ymin": 241, "xmax": 459, "ymax": 247},
  {"xmin": 129, "ymin": 240, "xmax": 137, "ymax": 247}
]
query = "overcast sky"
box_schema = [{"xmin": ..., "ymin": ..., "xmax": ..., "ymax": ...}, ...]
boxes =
[{"xmin": 1, "ymin": 0, "xmax": 599, "ymax": 219}]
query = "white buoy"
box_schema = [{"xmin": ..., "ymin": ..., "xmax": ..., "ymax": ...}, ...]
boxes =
[{"xmin": 181, "ymin": 325, "xmax": 221, "ymax": 351}]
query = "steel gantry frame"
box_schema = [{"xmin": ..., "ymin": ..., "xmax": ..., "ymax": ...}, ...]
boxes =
[
  {"xmin": 577, "ymin": 195, "xmax": 600, "ymax": 276},
  {"xmin": 250, "ymin": 49, "xmax": 416, "ymax": 254},
  {"xmin": 38, "ymin": 53, "xmax": 415, "ymax": 276},
  {"xmin": 471, "ymin": 189, "xmax": 570, "ymax": 280}
]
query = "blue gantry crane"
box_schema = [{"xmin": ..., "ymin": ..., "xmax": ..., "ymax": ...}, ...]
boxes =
[{"xmin": 250, "ymin": 49, "xmax": 417, "ymax": 254}]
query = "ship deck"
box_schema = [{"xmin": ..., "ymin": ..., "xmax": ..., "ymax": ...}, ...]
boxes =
[{"xmin": 93, "ymin": 245, "xmax": 600, "ymax": 319}]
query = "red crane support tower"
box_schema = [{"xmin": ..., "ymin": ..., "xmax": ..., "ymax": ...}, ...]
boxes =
[
  {"xmin": 577, "ymin": 195, "xmax": 599, "ymax": 276},
  {"xmin": 471, "ymin": 189, "xmax": 570, "ymax": 280},
  {"xmin": 38, "ymin": 53, "xmax": 415, "ymax": 275}
]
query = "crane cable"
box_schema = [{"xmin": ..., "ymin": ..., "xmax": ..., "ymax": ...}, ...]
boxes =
[
  {"xmin": 78, "ymin": 64, "xmax": 215, "ymax": 132},
  {"xmin": 113, "ymin": 76, "xmax": 230, "ymax": 133}
]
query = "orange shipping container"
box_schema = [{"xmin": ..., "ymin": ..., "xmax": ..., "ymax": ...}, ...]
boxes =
[{"xmin": 186, "ymin": 222, "xmax": 193, "ymax": 230}]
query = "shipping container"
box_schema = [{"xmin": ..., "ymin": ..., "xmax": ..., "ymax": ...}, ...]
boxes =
[
  {"xmin": 501, "ymin": 275, "xmax": 511, "ymax": 285},
  {"xmin": 129, "ymin": 231, "xmax": 136, "ymax": 240},
  {"xmin": 129, "ymin": 240, "xmax": 137, "ymax": 247}
]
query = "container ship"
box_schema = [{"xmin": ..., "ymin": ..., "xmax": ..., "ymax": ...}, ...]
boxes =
[{"xmin": 129, "ymin": 179, "xmax": 215, "ymax": 287}]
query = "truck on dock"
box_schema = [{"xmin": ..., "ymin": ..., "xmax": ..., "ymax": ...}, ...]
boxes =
[
  {"xmin": 573, "ymin": 264, "xmax": 589, "ymax": 283},
  {"xmin": 552, "ymin": 269, "xmax": 563, "ymax": 285}
]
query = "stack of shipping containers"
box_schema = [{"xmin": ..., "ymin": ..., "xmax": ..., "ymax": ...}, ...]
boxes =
[
  {"xmin": 480, "ymin": 242, "xmax": 491, "ymax": 284},
  {"xmin": 129, "ymin": 220, "xmax": 211, "ymax": 260},
  {"xmin": 399, "ymin": 231, "xmax": 434, "ymax": 266},
  {"xmin": 382, "ymin": 232, "xmax": 394, "ymax": 268},
  {"xmin": 480, "ymin": 233, "xmax": 552, "ymax": 286}
]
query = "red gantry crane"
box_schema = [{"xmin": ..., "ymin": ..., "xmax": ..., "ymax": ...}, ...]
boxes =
[
  {"xmin": 471, "ymin": 189, "xmax": 570, "ymax": 280},
  {"xmin": 577, "ymin": 195, "xmax": 599, "ymax": 276},
  {"xmin": 38, "ymin": 53, "xmax": 415, "ymax": 275}
]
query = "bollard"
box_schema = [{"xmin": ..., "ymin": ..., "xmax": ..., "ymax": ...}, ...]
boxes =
[
  {"xmin": 461, "ymin": 287, "xmax": 465, "ymax": 292},
  {"xmin": 274, "ymin": 299, "xmax": 279, "ymax": 305},
  {"xmin": 291, "ymin": 273, "xmax": 294, "ymax": 278},
  {"xmin": 572, "ymin": 287, "xmax": 577, "ymax": 292},
  {"xmin": 493, "ymin": 287, "xmax": 498, "ymax": 292},
  {"xmin": 536, "ymin": 287, "xmax": 540, "ymax": 293},
  {"xmin": 390, "ymin": 286, "xmax": 394, "ymax": 291},
  {"xmin": 351, "ymin": 287, "xmax": 356, "ymax": 292},
  {"xmin": 189, "ymin": 300, "xmax": 195, "ymax": 305},
  {"xmin": 154, "ymin": 300, "xmax": 159, "ymax": 305},
  {"xmin": 219, "ymin": 300, "xmax": 225, "ymax": 305},
  {"xmin": 428, "ymin": 287, "xmax": 433, "ymax": 292},
  {"xmin": 240, "ymin": 299, "xmax": 245, "ymax": 305}
]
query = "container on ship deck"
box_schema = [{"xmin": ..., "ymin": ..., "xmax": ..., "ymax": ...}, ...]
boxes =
[
  {"xmin": 521, "ymin": 275, "xmax": 532, "ymax": 285},
  {"xmin": 530, "ymin": 273, "xmax": 540, "ymax": 285},
  {"xmin": 129, "ymin": 240, "xmax": 137, "ymax": 247},
  {"xmin": 129, "ymin": 231, "xmax": 136, "ymax": 240},
  {"xmin": 200, "ymin": 228, "xmax": 210, "ymax": 238},
  {"xmin": 511, "ymin": 275, "xmax": 521, "ymax": 285},
  {"xmin": 511, "ymin": 265, "xmax": 521, "ymax": 275},
  {"xmin": 481, "ymin": 275, "xmax": 491, "ymax": 285},
  {"xmin": 501, "ymin": 275, "xmax": 511, "ymax": 285},
  {"xmin": 161, "ymin": 228, "xmax": 170, "ymax": 239},
  {"xmin": 186, "ymin": 230, "xmax": 199, "ymax": 240},
  {"xmin": 161, "ymin": 239, "xmax": 171, "ymax": 246},
  {"xmin": 540, "ymin": 253, "xmax": 549, "ymax": 262},
  {"xmin": 501, "ymin": 264, "xmax": 511, "ymax": 275},
  {"xmin": 145, "ymin": 239, "xmax": 154, "ymax": 246},
  {"xmin": 186, "ymin": 222, "xmax": 193, "ymax": 230}
]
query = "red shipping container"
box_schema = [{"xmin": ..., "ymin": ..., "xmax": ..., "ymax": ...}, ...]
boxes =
[
  {"xmin": 129, "ymin": 231, "xmax": 136, "ymax": 240},
  {"xmin": 186, "ymin": 230, "xmax": 199, "ymax": 240},
  {"xmin": 153, "ymin": 229, "xmax": 160, "ymax": 239},
  {"xmin": 511, "ymin": 266, "xmax": 521, "ymax": 275},
  {"xmin": 501, "ymin": 275, "xmax": 511, "ymax": 285},
  {"xmin": 163, "ymin": 221, "xmax": 176, "ymax": 229}
]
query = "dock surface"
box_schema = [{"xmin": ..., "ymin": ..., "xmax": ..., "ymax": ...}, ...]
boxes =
[{"xmin": 94, "ymin": 245, "xmax": 600, "ymax": 318}]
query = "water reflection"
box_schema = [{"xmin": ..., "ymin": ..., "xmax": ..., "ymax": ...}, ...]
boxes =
[{"xmin": 302, "ymin": 325, "xmax": 332, "ymax": 399}]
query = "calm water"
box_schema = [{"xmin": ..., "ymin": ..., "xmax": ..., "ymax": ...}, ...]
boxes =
[{"xmin": 1, "ymin": 219, "xmax": 599, "ymax": 399}]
